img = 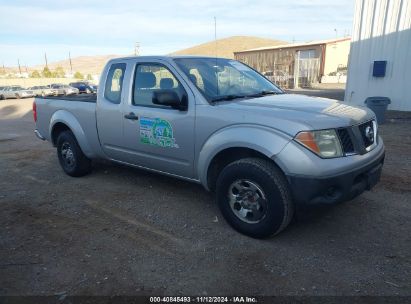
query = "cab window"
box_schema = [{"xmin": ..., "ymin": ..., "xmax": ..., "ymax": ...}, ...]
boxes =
[
  {"xmin": 132, "ymin": 63, "xmax": 187, "ymax": 108},
  {"xmin": 104, "ymin": 63, "xmax": 126, "ymax": 104}
]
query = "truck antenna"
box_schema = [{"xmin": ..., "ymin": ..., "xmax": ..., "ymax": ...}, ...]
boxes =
[
  {"xmin": 214, "ymin": 16, "xmax": 219, "ymax": 95},
  {"xmin": 214, "ymin": 16, "xmax": 217, "ymax": 57}
]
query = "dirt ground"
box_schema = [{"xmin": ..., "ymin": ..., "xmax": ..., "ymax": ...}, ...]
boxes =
[{"xmin": 0, "ymin": 98, "xmax": 410, "ymax": 296}]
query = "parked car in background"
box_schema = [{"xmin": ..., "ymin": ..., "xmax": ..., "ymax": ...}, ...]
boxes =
[
  {"xmin": 69, "ymin": 82, "xmax": 98, "ymax": 94},
  {"xmin": 49, "ymin": 84, "xmax": 79, "ymax": 96},
  {"xmin": 0, "ymin": 86, "xmax": 5, "ymax": 100},
  {"xmin": 0, "ymin": 86, "xmax": 35, "ymax": 100},
  {"xmin": 29, "ymin": 85, "xmax": 57, "ymax": 97}
]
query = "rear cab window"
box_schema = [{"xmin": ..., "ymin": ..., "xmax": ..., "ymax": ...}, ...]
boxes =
[{"xmin": 104, "ymin": 63, "xmax": 126, "ymax": 104}]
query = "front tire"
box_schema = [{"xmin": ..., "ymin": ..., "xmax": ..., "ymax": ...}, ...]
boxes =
[
  {"xmin": 216, "ymin": 158, "xmax": 294, "ymax": 238},
  {"xmin": 15, "ymin": 94, "xmax": 21, "ymax": 99},
  {"xmin": 56, "ymin": 130, "xmax": 92, "ymax": 177}
]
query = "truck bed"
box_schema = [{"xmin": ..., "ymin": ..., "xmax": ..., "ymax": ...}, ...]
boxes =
[
  {"xmin": 34, "ymin": 95, "xmax": 102, "ymax": 158},
  {"xmin": 42, "ymin": 93, "xmax": 97, "ymax": 103}
]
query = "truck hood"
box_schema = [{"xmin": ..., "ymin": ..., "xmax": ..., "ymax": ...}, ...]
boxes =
[{"xmin": 219, "ymin": 94, "xmax": 375, "ymax": 133}]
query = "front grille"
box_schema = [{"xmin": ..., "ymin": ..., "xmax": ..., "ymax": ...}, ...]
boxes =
[
  {"xmin": 358, "ymin": 120, "xmax": 375, "ymax": 148},
  {"xmin": 337, "ymin": 128, "xmax": 355, "ymax": 155}
]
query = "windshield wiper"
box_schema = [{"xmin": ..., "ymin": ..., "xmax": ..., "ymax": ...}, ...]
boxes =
[
  {"xmin": 246, "ymin": 90, "xmax": 282, "ymax": 98},
  {"xmin": 211, "ymin": 94, "xmax": 246, "ymax": 103}
]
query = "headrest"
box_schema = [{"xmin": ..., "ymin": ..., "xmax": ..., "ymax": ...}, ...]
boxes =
[
  {"xmin": 160, "ymin": 78, "xmax": 174, "ymax": 89},
  {"xmin": 137, "ymin": 72, "xmax": 156, "ymax": 88},
  {"xmin": 189, "ymin": 74, "xmax": 198, "ymax": 86}
]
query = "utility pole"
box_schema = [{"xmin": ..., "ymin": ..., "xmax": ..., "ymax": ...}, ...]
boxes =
[
  {"xmin": 294, "ymin": 51, "xmax": 300, "ymax": 89},
  {"xmin": 134, "ymin": 42, "xmax": 140, "ymax": 56},
  {"xmin": 69, "ymin": 51, "xmax": 73, "ymax": 74},
  {"xmin": 18, "ymin": 59, "xmax": 22, "ymax": 76},
  {"xmin": 44, "ymin": 52, "xmax": 48, "ymax": 68}
]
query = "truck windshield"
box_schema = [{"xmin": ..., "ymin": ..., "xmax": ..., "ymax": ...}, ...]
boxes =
[{"xmin": 174, "ymin": 58, "xmax": 283, "ymax": 103}]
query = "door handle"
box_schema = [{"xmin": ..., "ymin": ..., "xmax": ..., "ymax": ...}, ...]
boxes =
[{"xmin": 124, "ymin": 112, "xmax": 139, "ymax": 120}]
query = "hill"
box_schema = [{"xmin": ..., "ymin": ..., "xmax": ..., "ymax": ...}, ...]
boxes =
[
  {"xmin": 170, "ymin": 36, "xmax": 287, "ymax": 59},
  {"xmin": 31, "ymin": 54, "xmax": 121, "ymax": 75},
  {"xmin": 2, "ymin": 54, "xmax": 121, "ymax": 76}
]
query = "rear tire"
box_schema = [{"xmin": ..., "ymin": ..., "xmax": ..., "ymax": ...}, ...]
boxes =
[
  {"xmin": 56, "ymin": 130, "xmax": 92, "ymax": 177},
  {"xmin": 0, "ymin": 95, "xmax": 4, "ymax": 100},
  {"xmin": 15, "ymin": 94, "xmax": 21, "ymax": 99},
  {"xmin": 216, "ymin": 157, "xmax": 294, "ymax": 238}
]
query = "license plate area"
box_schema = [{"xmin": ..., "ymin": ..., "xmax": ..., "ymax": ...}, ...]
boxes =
[{"xmin": 366, "ymin": 162, "xmax": 383, "ymax": 190}]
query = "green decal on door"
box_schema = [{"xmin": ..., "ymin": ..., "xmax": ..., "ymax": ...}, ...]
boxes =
[{"xmin": 140, "ymin": 117, "xmax": 179, "ymax": 148}]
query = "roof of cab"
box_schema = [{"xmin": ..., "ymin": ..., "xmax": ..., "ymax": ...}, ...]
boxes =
[{"xmin": 108, "ymin": 55, "xmax": 232, "ymax": 62}]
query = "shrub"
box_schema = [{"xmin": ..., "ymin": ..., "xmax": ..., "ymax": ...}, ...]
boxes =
[{"xmin": 74, "ymin": 71, "xmax": 84, "ymax": 79}]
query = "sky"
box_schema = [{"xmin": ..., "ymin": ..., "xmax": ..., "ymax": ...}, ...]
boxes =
[{"xmin": 0, "ymin": 0, "xmax": 354, "ymax": 67}]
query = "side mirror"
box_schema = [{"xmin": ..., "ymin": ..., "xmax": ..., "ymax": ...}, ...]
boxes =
[{"xmin": 152, "ymin": 90, "xmax": 187, "ymax": 111}]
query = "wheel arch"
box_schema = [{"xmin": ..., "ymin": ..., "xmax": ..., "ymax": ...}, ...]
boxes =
[
  {"xmin": 49, "ymin": 110, "xmax": 96, "ymax": 158},
  {"xmin": 197, "ymin": 125, "xmax": 292, "ymax": 191}
]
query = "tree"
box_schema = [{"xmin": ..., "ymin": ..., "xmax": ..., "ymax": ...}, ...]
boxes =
[
  {"xmin": 74, "ymin": 71, "xmax": 84, "ymax": 79},
  {"xmin": 42, "ymin": 67, "xmax": 52, "ymax": 78},
  {"xmin": 30, "ymin": 70, "xmax": 41, "ymax": 78},
  {"xmin": 55, "ymin": 66, "xmax": 65, "ymax": 78},
  {"xmin": 86, "ymin": 74, "xmax": 93, "ymax": 80}
]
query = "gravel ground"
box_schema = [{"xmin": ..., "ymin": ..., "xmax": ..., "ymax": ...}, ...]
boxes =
[{"xmin": 0, "ymin": 98, "xmax": 410, "ymax": 296}]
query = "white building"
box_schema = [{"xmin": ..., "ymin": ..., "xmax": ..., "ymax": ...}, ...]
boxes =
[{"xmin": 345, "ymin": 0, "xmax": 411, "ymax": 111}]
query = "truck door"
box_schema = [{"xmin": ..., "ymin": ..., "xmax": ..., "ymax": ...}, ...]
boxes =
[
  {"xmin": 121, "ymin": 60, "xmax": 195, "ymax": 178},
  {"xmin": 96, "ymin": 62, "xmax": 129, "ymax": 159}
]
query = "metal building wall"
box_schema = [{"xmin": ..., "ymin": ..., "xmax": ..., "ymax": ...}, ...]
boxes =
[
  {"xmin": 235, "ymin": 44, "xmax": 324, "ymax": 88},
  {"xmin": 345, "ymin": 0, "xmax": 411, "ymax": 111}
]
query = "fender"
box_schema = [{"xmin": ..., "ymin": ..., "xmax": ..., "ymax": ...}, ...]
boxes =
[
  {"xmin": 49, "ymin": 110, "xmax": 96, "ymax": 159},
  {"xmin": 197, "ymin": 124, "xmax": 292, "ymax": 189}
]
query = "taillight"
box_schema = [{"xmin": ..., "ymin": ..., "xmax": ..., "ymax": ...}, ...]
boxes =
[{"xmin": 33, "ymin": 101, "xmax": 37, "ymax": 122}]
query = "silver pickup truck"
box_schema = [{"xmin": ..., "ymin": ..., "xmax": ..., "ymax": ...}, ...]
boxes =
[{"xmin": 34, "ymin": 56, "xmax": 385, "ymax": 238}]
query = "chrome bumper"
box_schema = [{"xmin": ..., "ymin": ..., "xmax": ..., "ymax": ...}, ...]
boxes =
[{"xmin": 34, "ymin": 129, "xmax": 45, "ymax": 140}]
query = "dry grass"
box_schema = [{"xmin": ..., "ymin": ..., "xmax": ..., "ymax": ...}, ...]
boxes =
[{"xmin": 170, "ymin": 36, "xmax": 287, "ymax": 59}]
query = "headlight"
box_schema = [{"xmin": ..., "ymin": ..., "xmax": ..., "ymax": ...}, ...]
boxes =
[{"xmin": 295, "ymin": 129, "xmax": 343, "ymax": 158}]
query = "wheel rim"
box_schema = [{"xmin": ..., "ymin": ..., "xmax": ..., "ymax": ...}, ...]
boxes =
[
  {"xmin": 61, "ymin": 142, "xmax": 76, "ymax": 168},
  {"xmin": 228, "ymin": 179, "xmax": 268, "ymax": 224}
]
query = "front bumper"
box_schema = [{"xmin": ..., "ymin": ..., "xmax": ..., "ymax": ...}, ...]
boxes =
[{"xmin": 287, "ymin": 149, "xmax": 385, "ymax": 205}]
